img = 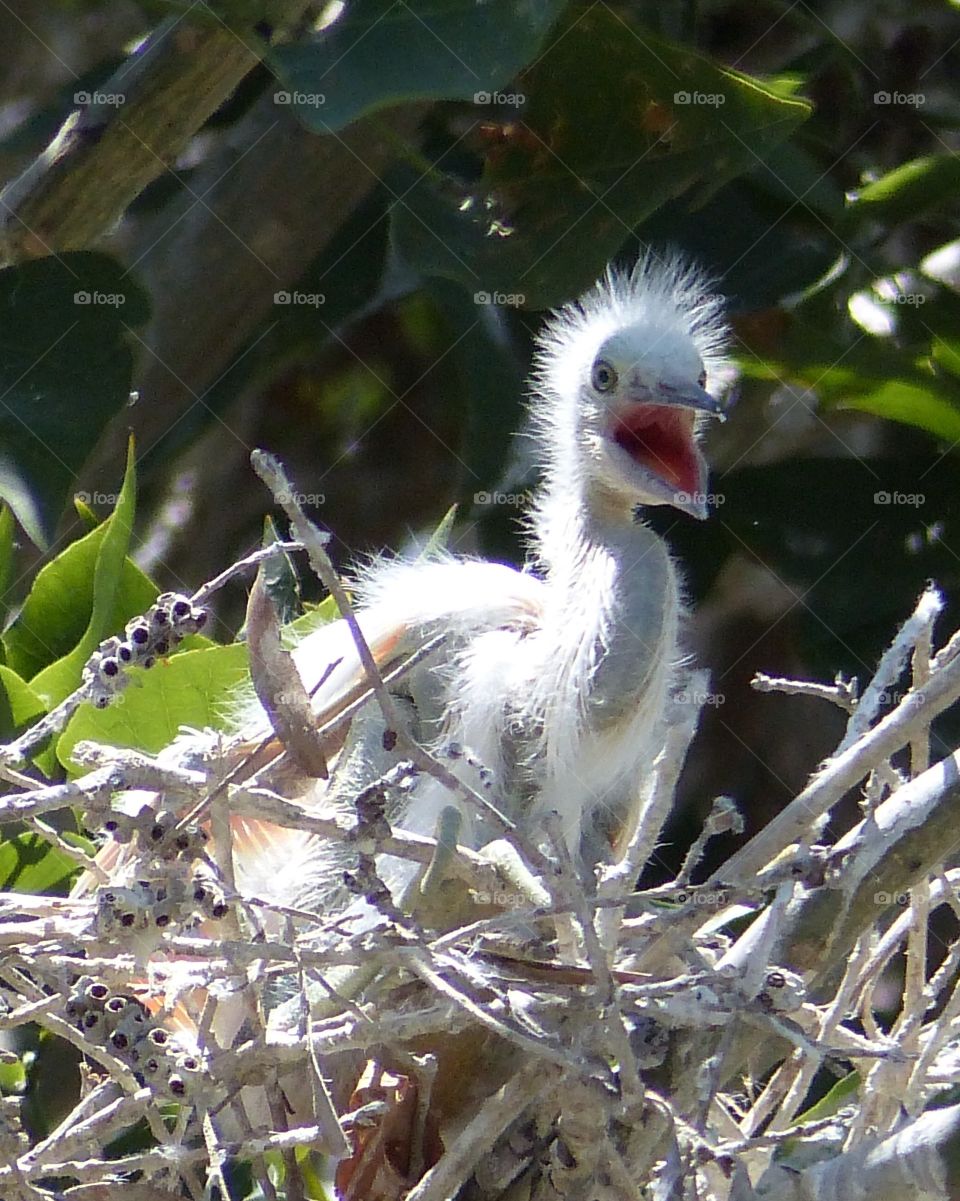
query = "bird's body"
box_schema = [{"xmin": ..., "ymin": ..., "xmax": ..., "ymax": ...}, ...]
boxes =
[
  {"xmin": 223, "ymin": 250, "xmax": 728, "ymax": 915},
  {"xmin": 77, "ymin": 249, "xmax": 728, "ymax": 924},
  {"xmin": 235, "ymin": 526, "xmax": 674, "ymax": 918}
]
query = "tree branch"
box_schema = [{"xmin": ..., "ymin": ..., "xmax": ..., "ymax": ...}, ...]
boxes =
[{"xmin": 0, "ymin": 13, "xmax": 308, "ymax": 261}]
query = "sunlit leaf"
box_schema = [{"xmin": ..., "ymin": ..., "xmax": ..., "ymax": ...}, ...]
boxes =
[
  {"xmin": 849, "ymin": 155, "xmax": 960, "ymax": 226},
  {"xmin": 29, "ymin": 440, "xmax": 140, "ymax": 708},
  {"xmin": 0, "ymin": 833, "xmax": 77, "ymax": 894},
  {"xmin": 58, "ymin": 642, "xmax": 250, "ymax": 772},
  {"xmin": 0, "ymin": 665, "xmax": 47, "ymax": 742}
]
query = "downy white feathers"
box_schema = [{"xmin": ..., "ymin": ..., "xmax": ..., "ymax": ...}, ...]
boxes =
[
  {"xmin": 232, "ymin": 250, "xmax": 729, "ymax": 909},
  {"xmin": 81, "ymin": 250, "xmax": 729, "ymax": 925}
]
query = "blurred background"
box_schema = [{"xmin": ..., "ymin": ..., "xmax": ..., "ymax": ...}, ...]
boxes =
[{"xmin": 1, "ymin": 0, "xmax": 959, "ymax": 878}]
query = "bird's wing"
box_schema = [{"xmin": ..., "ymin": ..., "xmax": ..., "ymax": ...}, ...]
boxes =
[
  {"xmin": 220, "ymin": 557, "xmax": 545, "ymax": 750},
  {"xmin": 226, "ymin": 557, "xmax": 546, "ymax": 906},
  {"xmin": 296, "ymin": 557, "xmax": 544, "ymax": 717},
  {"xmin": 76, "ymin": 558, "xmax": 545, "ymax": 910}
]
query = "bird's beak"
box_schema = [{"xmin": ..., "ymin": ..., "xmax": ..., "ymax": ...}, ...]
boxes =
[
  {"xmin": 674, "ymin": 489, "xmax": 710, "ymax": 521},
  {"xmin": 612, "ymin": 379, "xmax": 722, "ymax": 522},
  {"xmin": 652, "ymin": 381, "xmax": 726, "ymax": 420}
]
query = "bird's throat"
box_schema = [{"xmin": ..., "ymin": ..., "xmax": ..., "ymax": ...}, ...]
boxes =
[{"xmin": 613, "ymin": 405, "xmax": 700, "ymax": 494}]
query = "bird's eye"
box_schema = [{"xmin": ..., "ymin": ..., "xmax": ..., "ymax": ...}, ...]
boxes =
[
  {"xmin": 592, "ymin": 360, "xmax": 618, "ymax": 393},
  {"xmin": 698, "ymin": 368, "xmax": 707, "ymax": 388}
]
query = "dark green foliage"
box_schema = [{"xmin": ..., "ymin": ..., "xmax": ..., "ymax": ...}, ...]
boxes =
[{"xmin": 0, "ymin": 255, "xmax": 149, "ymax": 547}]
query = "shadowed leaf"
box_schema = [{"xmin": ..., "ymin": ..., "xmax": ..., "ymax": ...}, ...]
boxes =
[{"xmin": 0, "ymin": 253, "xmax": 149, "ymax": 547}]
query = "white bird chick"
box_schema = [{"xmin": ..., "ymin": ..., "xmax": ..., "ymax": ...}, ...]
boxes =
[
  {"xmin": 70, "ymin": 255, "xmax": 728, "ymax": 1140},
  {"xmin": 78, "ymin": 252, "xmax": 728, "ymax": 933},
  {"xmin": 481, "ymin": 250, "xmax": 726, "ymax": 862},
  {"xmin": 224, "ymin": 250, "xmax": 728, "ymax": 913}
]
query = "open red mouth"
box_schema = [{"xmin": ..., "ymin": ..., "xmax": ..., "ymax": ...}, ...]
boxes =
[{"xmin": 613, "ymin": 405, "xmax": 700, "ymax": 494}]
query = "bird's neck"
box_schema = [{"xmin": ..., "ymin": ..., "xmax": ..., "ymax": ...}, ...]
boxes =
[
  {"xmin": 531, "ymin": 470, "xmax": 677, "ymax": 704},
  {"xmin": 533, "ymin": 475, "xmax": 667, "ymax": 588}
]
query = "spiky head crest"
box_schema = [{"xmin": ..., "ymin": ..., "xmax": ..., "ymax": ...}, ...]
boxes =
[{"xmin": 528, "ymin": 249, "xmax": 729, "ymax": 521}]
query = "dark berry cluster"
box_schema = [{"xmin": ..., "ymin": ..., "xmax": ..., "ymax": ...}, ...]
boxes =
[
  {"xmin": 95, "ymin": 867, "xmax": 229, "ymax": 938},
  {"xmin": 94, "ymin": 798, "xmax": 231, "ymax": 941},
  {"xmin": 83, "ymin": 592, "xmax": 209, "ymax": 709},
  {"xmin": 65, "ymin": 977, "xmax": 204, "ymax": 1100},
  {"xmin": 755, "ymin": 968, "xmax": 806, "ymax": 1014},
  {"xmin": 102, "ymin": 804, "xmax": 209, "ymax": 861}
]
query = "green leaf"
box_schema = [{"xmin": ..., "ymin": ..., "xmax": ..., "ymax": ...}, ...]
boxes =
[
  {"xmin": 737, "ymin": 304, "xmax": 960, "ymax": 443},
  {"xmin": 0, "ymin": 504, "xmax": 16, "ymax": 631},
  {"xmin": 58, "ymin": 642, "xmax": 251, "ymax": 772},
  {"xmin": 392, "ymin": 9, "xmax": 811, "ymax": 307},
  {"xmin": 2, "ymin": 529, "xmax": 157, "ymax": 682},
  {"xmin": 838, "ymin": 378, "xmax": 960, "ymax": 443},
  {"xmin": 933, "ymin": 336, "xmax": 960, "ymax": 379},
  {"xmin": 259, "ymin": 516, "xmax": 301, "ymax": 625},
  {"xmin": 72, "ymin": 496, "xmax": 101, "ymax": 530},
  {"xmin": 0, "ymin": 1054, "xmax": 27, "ymax": 1095},
  {"xmin": 284, "ymin": 594, "xmax": 342, "ymax": 644},
  {"xmin": 791, "ymin": 1070, "xmax": 860, "ymax": 1128},
  {"xmin": 759, "ymin": 73, "xmax": 808, "ymax": 99},
  {"xmin": 0, "ymin": 253, "xmax": 150, "ymax": 547},
  {"xmin": 422, "ymin": 505, "xmax": 459, "ymax": 559},
  {"xmin": 268, "ymin": 0, "xmax": 569, "ymax": 132},
  {"xmin": 637, "ymin": 176, "xmax": 837, "ymax": 313},
  {"xmin": 742, "ymin": 140, "xmax": 845, "ymax": 223},
  {"xmin": 0, "ymin": 833, "xmax": 77, "ymax": 894},
  {"xmin": 3, "ymin": 453, "xmax": 156, "ymax": 684},
  {"xmin": 0, "ymin": 664, "xmax": 55, "ymax": 779},
  {"xmin": 24, "ymin": 441, "xmax": 141, "ymax": 708},
  {"xmin": 61, "ymin": 830, "xmax": 95, "ymax": 857},
  {"xmin": 234, "ymin": 517, "xmax": 304, "ymax": 642},
  {"xmin": 57, "ymin": 595, "xmax": 341, "ymax": 774},
  {"xmin": 0, "ymin": 666, "xmax": 47, "ymax": 742},
  {"xmin": 774, "ymin": 1070, "xmax": 860, "ymax": 1164},
  {"xmin": 849, "ymin": 155, "xmax": 960, "ymax": 226},
  {"xmin": 294, "ymin": 1145, "xmax": 331, "ymax": 1200}
]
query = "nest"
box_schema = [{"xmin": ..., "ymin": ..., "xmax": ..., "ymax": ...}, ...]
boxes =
[{"xmin": 1, "ymin": 459, "xmax": 960, "ymax": 1201}]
